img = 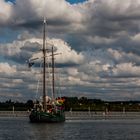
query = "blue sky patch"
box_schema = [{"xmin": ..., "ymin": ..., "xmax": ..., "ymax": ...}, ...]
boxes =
[
  {"xmin": 66, "ymin": 0, "xmax": 87, "ymax": 4},
  {"xmin": 5, "ymin": 0, "xmax": 15, "ymax": 3}
]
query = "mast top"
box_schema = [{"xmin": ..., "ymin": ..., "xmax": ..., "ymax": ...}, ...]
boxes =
[{"xmin": 43, "ymin": 18, "xmax": 46, "ymax": 24}]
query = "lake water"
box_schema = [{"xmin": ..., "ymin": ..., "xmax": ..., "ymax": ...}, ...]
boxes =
[{"xmin": 0, "ymin": 117, "xmax": 140, "ymax": 140}]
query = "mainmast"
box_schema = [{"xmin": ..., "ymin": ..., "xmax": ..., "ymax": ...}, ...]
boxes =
[
  {"xmin": 43, "ymin": 19, "xmax": 46, "ymax": 110},
  {"xmin": 52, "ymin": 46, "xmax": 55, "ymax": 100}
]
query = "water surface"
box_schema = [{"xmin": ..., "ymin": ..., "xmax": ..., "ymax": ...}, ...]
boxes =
[{"xmin": 0, "ymin": 117, "xmax": 140, "ymax": 140}]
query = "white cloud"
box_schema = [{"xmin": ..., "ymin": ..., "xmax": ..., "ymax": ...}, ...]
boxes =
[
  {"xmin": 11, "ymin": 0, "xmax": 83, "ymax": 25},
  {"xmin": 12, "ymin": 79, "xmax": 23, "ymax": 84},
  {"xmin": 108, "ymin": 48, "xmax": 123, "ymax": 61},
  {"xmin": 0, "ymin": 0, "xmax": 13, "ymax": 24},
  {"xmin": 95, "ymin": 0, "xmax": 140, "ymax": 19},
  {"xmin": 112, "ymin": 62, "xmax": 140, "ymax": 76},
  {"xmin": 108, "ymin": 48, "xmax": 140, "ymax": 64},
  {"xmin": 0, "ymin": 63, "xmax": 16, "ymax": 74},
  {"xmin": 31, "ymin": 38, "xmax": 84, "ymax": 65},
  {"xmin": 131, "ymin": 33, "xmax": 140, "ymax": 43},
  {"xmin": 0, "ymin": 35, "xmax": 84, "ymax": 66},
  {"xmin": 87, "ymin": 36, "xmax": 116, "ymax": 45},
  {"xmin": 67, "ymin": 68, "xmax": 79, "ymax": 76}
]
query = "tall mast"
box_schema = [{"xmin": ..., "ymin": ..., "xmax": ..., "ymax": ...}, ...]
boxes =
[
  {"xmin": 43, "ymin": 19, "xmax": 46, "ymax": 110},
  {"xmin": 52, "ymin": 46, "xmax": 55, "ymax": 100}
]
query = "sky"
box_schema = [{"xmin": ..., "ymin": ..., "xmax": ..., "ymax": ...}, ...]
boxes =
[
  {"xmin": 1, "ymin": 0, "xmax": 140, "ymax": 102},
  {"xmin": 66, "ymin": 0, "xmax": 87, "ymax": 4}
]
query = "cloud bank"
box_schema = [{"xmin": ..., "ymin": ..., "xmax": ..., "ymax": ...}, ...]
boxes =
[{"xmin": 1, "ymin": 0, "xmax": 140, "ymax": 101}]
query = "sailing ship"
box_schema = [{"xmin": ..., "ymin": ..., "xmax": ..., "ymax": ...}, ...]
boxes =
[{"xmin": 28, "ymin": 19, "xmax": 65, "ymax": 122}]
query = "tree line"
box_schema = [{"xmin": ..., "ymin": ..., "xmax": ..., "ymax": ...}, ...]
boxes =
[{"xmin": 1, "ymin": 97, "xmax": 140, "ymax": 112}]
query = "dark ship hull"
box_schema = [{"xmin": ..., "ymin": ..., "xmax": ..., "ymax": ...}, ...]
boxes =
[{"xmin": 29, "ymin": 110, "xmax": 65, "ymax": 123}]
